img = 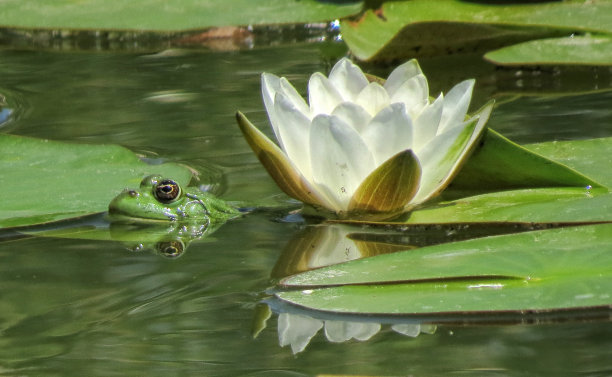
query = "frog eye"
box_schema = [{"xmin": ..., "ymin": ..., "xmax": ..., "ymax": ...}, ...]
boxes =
[
  {"xmin": 153, "ymin": 179, "xmax": 181, "ymax": 203},
  {"xmin": 156, "ymin": 240, "xmax": 185, "ymax": 258}
]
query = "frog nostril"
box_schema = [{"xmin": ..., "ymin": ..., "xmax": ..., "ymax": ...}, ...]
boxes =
[{"xmin": 127, "ymin": 190, "xmax": 139, "ymax": 198}]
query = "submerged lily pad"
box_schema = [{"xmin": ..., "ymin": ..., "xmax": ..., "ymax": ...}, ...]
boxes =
[
  {"xmin": 0, "ymin": 134, "xmax": 192, "ymax": 228},
  {"xmin": 277, "ymin": 223, "xmax": 612, "ymax": 315},
  {"xmin": 341, "ymin": 0, "xmax": 612, "ymax": 62},
  {"xmin": 485, "ymin": 35, "xmax": 612, "ymax": 66},
  {"xmin": 0, "ymin": 0, "xmax": 362, "ymax": 31}
]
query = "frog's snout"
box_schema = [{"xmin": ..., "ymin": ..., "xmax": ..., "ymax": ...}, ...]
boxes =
[{"xmin": 108, "ymin": 189, "xmax": 140, "ymax": 216}]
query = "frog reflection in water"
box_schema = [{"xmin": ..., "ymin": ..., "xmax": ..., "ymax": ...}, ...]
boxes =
[{"xmin": 108, "ymin": 175, "xmax": 242, "ymax": 257}]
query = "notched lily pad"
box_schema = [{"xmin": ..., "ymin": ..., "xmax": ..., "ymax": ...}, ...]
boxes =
[{"xmin": 0, "ymin": 134, "xmax": 192, "ymax": 228}]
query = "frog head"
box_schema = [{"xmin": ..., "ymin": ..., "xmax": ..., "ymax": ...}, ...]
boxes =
[{"xmin": 108, "ymin": 175, "xmax": 240, "ymax": 222}]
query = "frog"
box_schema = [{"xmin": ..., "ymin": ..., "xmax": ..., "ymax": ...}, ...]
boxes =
[{"xmin": 108, "ymin": 175, "xmax": 241, "ymax": 224}]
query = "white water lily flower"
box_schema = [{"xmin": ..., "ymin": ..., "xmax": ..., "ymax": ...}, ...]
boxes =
[{"xmin": 236, "ymin": 58, "xmax": 494, "ymax": 219}]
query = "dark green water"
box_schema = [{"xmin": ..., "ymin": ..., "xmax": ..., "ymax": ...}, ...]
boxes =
[{"xmin": 1, "ymin": 36, "xmax": 611, "ymax": 376}]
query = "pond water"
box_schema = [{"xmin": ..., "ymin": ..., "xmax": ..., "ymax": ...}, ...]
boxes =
[{"xmin": 1, "ymin": 32, "xmax": 612, "ymax": 376}]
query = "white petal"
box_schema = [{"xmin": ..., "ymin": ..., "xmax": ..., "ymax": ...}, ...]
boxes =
[
  {"xmin": 273, "ymin": 92, "xmax": 313, "ymax": 180},
  {"xmin": 309, "ymin": 72, "xmax": 343, "ymax": 116},
  {"xmin": 310, "ymin": 115, "xmax": 376, "ymax": 212},
  {"xmin": 361, "ymin": 103, "xmax": 413, "ymax": 166},
  {"xmin": 328, "ymin": 58, "xmax": 369, "ymax": 101},
  {"xmin": 384, "ymin": 59, "xmax": 423, "ymax": 98},
  {"xmin": 465, "ymin": 101, "xmax": 494, "ymax": 147},
  {"xmin": 261, "ymin": 73, "xmax": 284, "ymax": 147},
  {"xmin": 279, "ymin": 77, "xmax": 310, "ymax": 116},
  {"xmin": 331, "ymin": 102, "xmax": 372, "ymax": 134},
  {"xmin": 439, "ymin": 79, "xmax": 475, "ymax": 133},
  {"xmin": 236, "ymin": 111, "xmax": 329, "ymax": 208},
  {"xmin": 390, "ymin": 74, "xmax": 429, "ymax": 115},
  {"xmin": 261, "ymin": 73, "xmax": 280, "ymax": 113},
  {"xmin": 412, "ymin": 94, "xmax": 444, "ymax": 152},
  {"xmin": 355, "ymin": 82, "xmax": 391, "ymax": 116},
  {"xmin": 411, "ymin": 117, "xmax": 480, "ymax": 205},
  {"xmin": 411, "ymin": 101, "xmax": 493, "ymax": 206}
]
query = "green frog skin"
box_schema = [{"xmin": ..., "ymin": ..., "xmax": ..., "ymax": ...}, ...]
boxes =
[{"xmin": 108, "ymin": 175, "xmax": 241, "ymax": 222}]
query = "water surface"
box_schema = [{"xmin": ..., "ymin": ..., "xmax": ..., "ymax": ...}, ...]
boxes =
[{"xmin": 1, "ymin": 36, "xmax": 611, "ymax": 376}]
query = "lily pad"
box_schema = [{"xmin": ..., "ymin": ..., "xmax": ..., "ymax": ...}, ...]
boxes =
[
  {"xmin": 0, "ymin": 0, "xmax": 362, "ymax": 31},
  {"xmin": 341, "ymin": 0, "xmax": 612, "ymax": 62},
  {"xmin": 0, "ymin": 134, "xmax": 192, "ymax": 228},
  {"xmin": 526, "ymin": 136, "xmax": 612, "ymax": 188},
  {"xmin": 408, "ymin": 188, "xmax": 612, "ymax": 224},
  {"xmin": 277, "ymin": 276, "xmax": 611, "ymax": 316},
  {"xmin": 447, "ymin": 129, "xmax": 603, "ymax": 194},
  {"xmin": 401, "ymin": 136, "xmax": 611, "ymax": 224},
  {"xmin": 277, "ymin": 223, "xmax": 612, "ymax": 315},
  {"xmin": 485, "ymin": 35, "xmax": 612, "ymax": 66}
]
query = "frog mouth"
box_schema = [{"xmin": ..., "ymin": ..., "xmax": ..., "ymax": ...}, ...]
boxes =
[
  {"xmin": 107, "ymin": 211, "xmax": 173, "ymax": 223},
  {"xmin": 107, "ymin": 201, "xmax": 180, "ymax": 222},
  {"xmin": 107, "ymin": 205, "xmax": 144, "ymax": 220},
  {"xmin": 107, "ymin": 202, "xmax": 154, "ymax": 221}
]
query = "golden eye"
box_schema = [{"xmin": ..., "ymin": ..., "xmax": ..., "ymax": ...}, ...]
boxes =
[
  {"xmin": 156, "ymin": 240, "xmax": 184, "ymax": 258},
  {"xmin": 153, "ymin": 179, "xmax": 181, "ymax": 203}
]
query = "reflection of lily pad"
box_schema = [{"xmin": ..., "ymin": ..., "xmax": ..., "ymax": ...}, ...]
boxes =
[
  {"xmin": 0, "ymin": 134, "xmax": 192, "ymax": 228},
  {"xmin": 277, "ymin": 223, "xmax": 612, "ymax": 315}
]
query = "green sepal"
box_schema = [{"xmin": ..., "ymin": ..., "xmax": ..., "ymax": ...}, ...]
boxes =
[{"xmin": 348, "ymin": 149, "xmax": 421, "ymax": 217}]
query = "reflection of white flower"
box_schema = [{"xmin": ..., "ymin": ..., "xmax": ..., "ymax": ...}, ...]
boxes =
[
  {"xmin": 324, "ymin": 320, "xmax": 380, "ymax": 343},
  {"xmin": 276, "ymin": 311, "xmax": 435, "ymax": 354},
  {"xmin": 392, "ymin": 323, "xmax": 437, "ymax": 337},
  {"xmin": 277, "ymin": 312, "xmax": 381, "ymax": 354},
  {"xmin": 277, "ymin": 313, "xmax": 323, "ymax": 354},
  {"xmin": 237, "ymin": 58, "xmax": 494, "ymax": 219}
]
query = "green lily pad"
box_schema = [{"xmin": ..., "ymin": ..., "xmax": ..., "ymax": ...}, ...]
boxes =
[
  {"xmin": 0, "ymin": 0, "xmax": 362, "ymax": 31},
  {"xmin": 485, "ymin": 35, "xmax": 612, "ymax": 66},
  {"xmin": 277, "ymin": 276, "xmax": 611, "ymax": 316},
  {"xmin": 526, "ymin": 136, "xmax": 612, "ymax": 188},
  {"xmin": 277, "ymin": 223, "xmax": 612, "ymax": 314},
  {"xmin": 400, "ymin": 136, "xmax": 611, "ymax": 224},
  {"xmin": 0, "ymin": 134, "xmax": 192, "ymax": 228},
  {"xmin": 341, "ymin": 0, "xmax": 612, "ymax": 62},
  {"xmin": 448, "ymin": 129, "xmax": 603, "ymax": 194},
  {"xmin": 408, "ymin": 188, "xmax": 612, "ymax": 224}
]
